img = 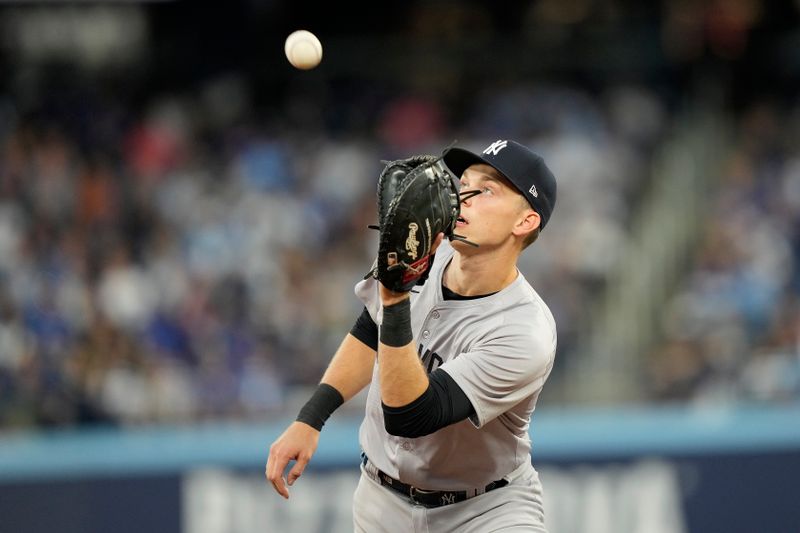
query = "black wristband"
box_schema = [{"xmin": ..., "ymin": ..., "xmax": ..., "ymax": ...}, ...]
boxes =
[
  {"xmin": 296, "ymin": 383, "xmax": 344, "ymax": 431},
  {"xmin": 380, "ymin": 298, "xmax": 413, "ymax": 347}
]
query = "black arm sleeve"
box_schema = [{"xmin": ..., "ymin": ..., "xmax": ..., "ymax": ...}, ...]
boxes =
[
  {"xmin": 382, "ymin": 369, "xmax": 474, "ymax": 438},
  {"xmin": 350, "ymin": 306, "xmax": 378, "ymax": 350}
]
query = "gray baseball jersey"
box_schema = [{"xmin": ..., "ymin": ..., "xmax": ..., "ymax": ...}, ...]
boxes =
[{"xmin": 354, "ymin": 239, "xmax": 557, "ymax": 491}]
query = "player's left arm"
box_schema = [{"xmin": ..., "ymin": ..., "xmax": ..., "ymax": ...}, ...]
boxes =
[
  {"xmin": 377, "ymin": 288, "xmax": 475, "ymax": 438},
  {"xmin": 376, "ymin": 290, "xmax": 429, "ymax": 407},
  {"xmin": 382, "ymin": 367, "xmax": 474, "ymax": 438}
]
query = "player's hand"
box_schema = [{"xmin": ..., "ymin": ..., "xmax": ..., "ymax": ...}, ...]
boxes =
[{"xmin": 265, "ymin": 421, "xmax": 320, "ymax": 499}]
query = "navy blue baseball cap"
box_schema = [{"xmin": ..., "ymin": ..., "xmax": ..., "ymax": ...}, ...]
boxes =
[{"xmin": 442, "ymin": 139, "xmax": 557, "ymax": 230}]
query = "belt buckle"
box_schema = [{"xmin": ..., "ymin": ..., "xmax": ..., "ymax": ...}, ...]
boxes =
[
  {"xmin": 409, "ymin": 486, "xmax": 434, "ymax": 506},
  {"xmin": 408, "ymin": 486, "xmax": 421, "ymax": 505}
]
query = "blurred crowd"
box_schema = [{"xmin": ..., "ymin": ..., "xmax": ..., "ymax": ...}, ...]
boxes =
[
  {"xmin": 648, "ymin": 100, "xmax": 800, "ymax": 404},
  {"xmin": 2, "ymin": 70, "xmax": 798, "ymax": 431},
  {"xmin": 0, "ymin": 76, "xmax": 666, "ymax": 428}
]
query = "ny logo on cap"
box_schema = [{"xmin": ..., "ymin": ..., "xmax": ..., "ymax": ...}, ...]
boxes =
[{"xmin": 483, "ymin": 140, "xmax": 507, "ymax": 156}]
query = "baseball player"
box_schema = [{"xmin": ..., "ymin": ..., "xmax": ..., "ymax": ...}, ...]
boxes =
[{"xmin": 266, "ymin": 139, "xmax": 557, "ymax": 532}]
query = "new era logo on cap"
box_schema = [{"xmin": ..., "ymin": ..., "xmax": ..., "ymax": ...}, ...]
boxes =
[{"xmin": 442, "ymin": 139, "xmax": 557, "ymax": 230}]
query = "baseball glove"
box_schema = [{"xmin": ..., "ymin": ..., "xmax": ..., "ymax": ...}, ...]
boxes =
[{"xmin": 365, "ymin": 155, "xmax": 476, "ymax": 293}]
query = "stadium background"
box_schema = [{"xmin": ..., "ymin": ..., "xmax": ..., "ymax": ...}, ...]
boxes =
[{"xmin": 0, "ymin": 1, "xmax": 798, "ymax": 532}]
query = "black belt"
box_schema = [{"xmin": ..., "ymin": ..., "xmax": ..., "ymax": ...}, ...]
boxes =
[{"xmin": 361, "ymin": 454, "xmax": 508, "ymax": 509}]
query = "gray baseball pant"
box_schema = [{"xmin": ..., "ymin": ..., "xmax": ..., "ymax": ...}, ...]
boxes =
[{"xmin": 352, "ymin": 461, "xmax": 547, "ymax": 532}]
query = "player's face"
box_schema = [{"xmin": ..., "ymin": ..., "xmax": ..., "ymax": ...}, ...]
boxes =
[{"xmin": 454, "ymin": 164, "xmax": 537, "ymax": 251}]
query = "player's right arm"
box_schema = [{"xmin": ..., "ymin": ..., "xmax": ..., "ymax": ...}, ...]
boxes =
[
  {"xmin": 320, "ymin": 311, "xmax": 378, "ymax": 401},
  {"xmin": 265, "ymin": 326, "xmax": 376, "ymax": 499}
]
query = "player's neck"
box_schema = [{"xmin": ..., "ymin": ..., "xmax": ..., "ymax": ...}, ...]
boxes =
[{"xmin": 444, "ymin": 249, "xmax": 518, "ymax": 296}]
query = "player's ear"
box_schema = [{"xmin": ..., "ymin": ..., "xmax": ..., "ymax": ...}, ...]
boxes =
[{"xmin": 512, "ymin": 209, "xmax": 540, "ymax": 239}]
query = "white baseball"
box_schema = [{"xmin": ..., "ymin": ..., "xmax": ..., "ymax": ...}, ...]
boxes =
[{"xmin": 284, "ymin": 30, "xmax": 322, "ymax": 70}]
